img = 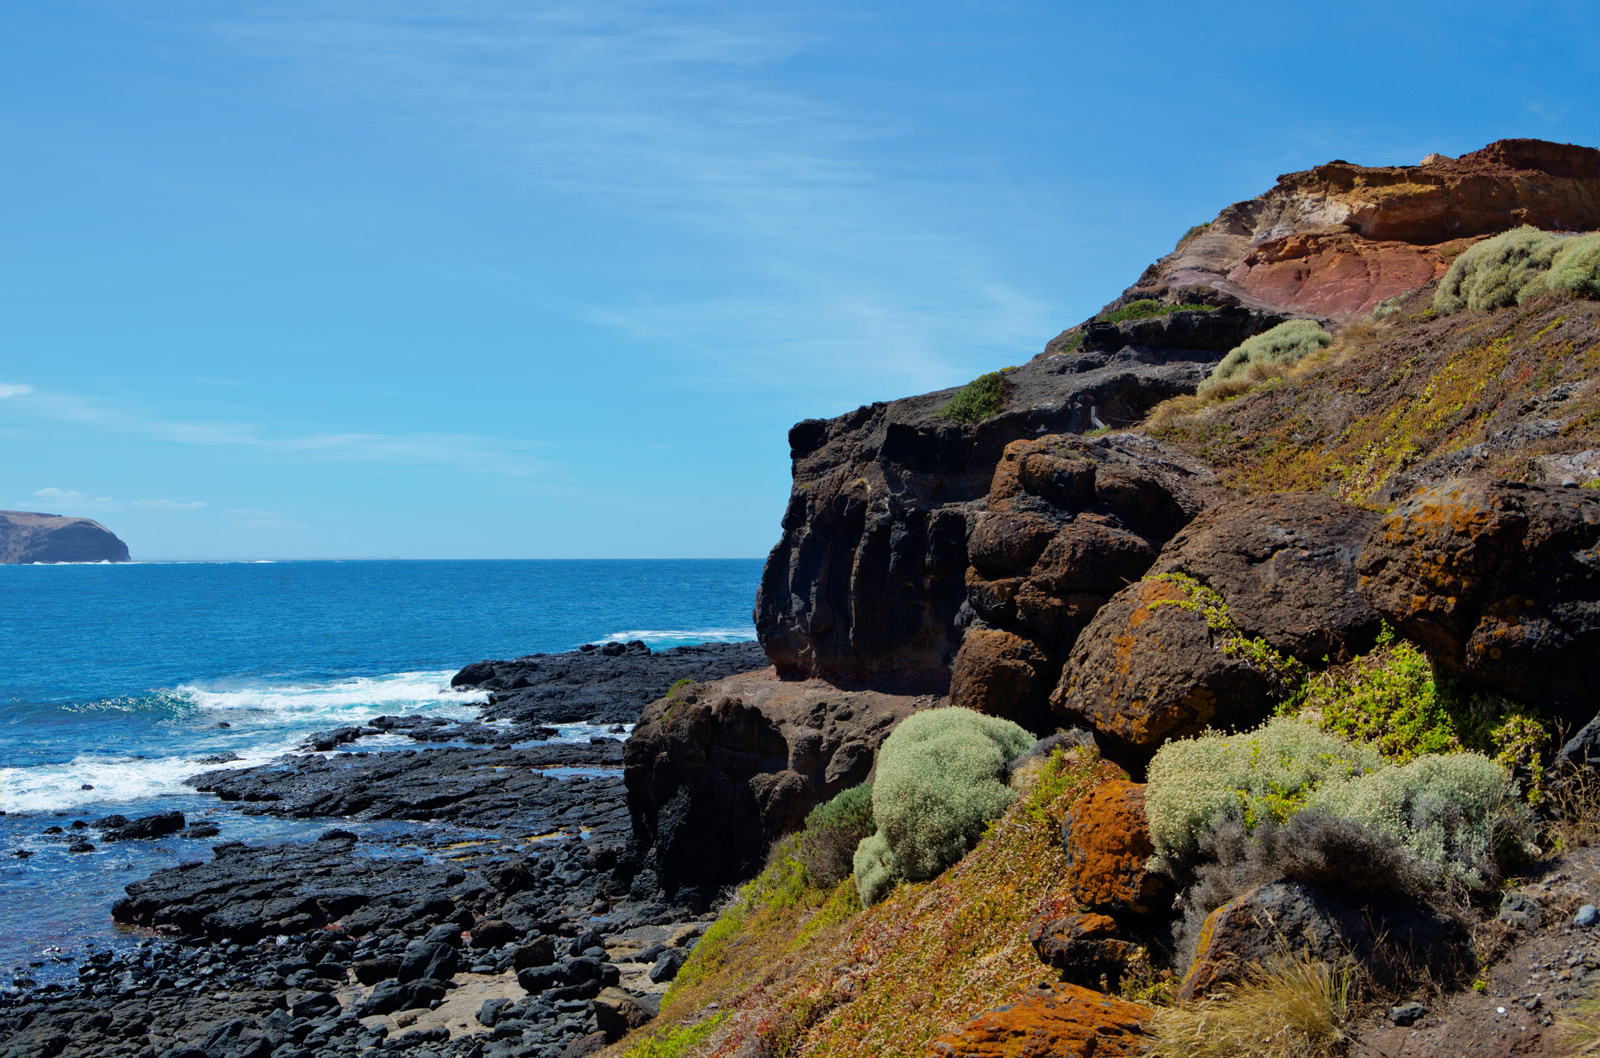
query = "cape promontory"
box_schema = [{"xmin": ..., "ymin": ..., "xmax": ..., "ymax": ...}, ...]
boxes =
[{"xmin": 0, "ymin": 510, "xmax": 131, "ymax": 564}]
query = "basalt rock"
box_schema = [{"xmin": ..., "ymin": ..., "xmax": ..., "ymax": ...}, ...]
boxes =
[
  {"xmin": 950, "ymin": 434, "xmax": 1215, "ymax": 731},
  {"xmin": 927, "ymin": 984, "xmax": 1150, "ymax": 1058},
  {"xmin": 622, "ymin": 669, "xmax": 920, "ymax": 907},
  {"xmin": 1357, "ymin": 478, "xmax": 1600, "ymax": 724},
  {"xmin": 756, "ymin": 354, "xmax": 1231, "ymax": 694},
  {"xmin": 1055, "ymin": 493, "xmax": 1382, "ymax": 759},
  {"xmin": 1061, "ymin": 780, "xmax": 1162, "ymax": 917},
  {"xmin": 1027, "ymin": 912, "xmax": 1139, "ymax": 988},
  {"xmin": 0, "ymin": 510, "xmax": 130, "ymax": 564},
  {"xmin": 1178, "ymin": 880, "xmax": 1469, "ymax": 1001}
]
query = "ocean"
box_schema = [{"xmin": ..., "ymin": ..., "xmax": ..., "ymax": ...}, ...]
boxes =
[{"xmin": 0, "ymin": 558, "xmax": 763, "ymax": 979}]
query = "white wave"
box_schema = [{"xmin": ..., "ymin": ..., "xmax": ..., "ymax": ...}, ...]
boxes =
[
  {"xmin": 175, "ymin": 670, "xmax": 486, "ymax": 729},
  {"xmin": 0, "ymin": 741, "xmax": 291, "ymax": 816},
  {"xmin": 597, "ymin": 627, "xmax": 756, "ymax": 646}
]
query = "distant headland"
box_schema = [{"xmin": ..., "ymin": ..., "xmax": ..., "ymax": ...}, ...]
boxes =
[{"xmin": 0, "ymin": 510, "xmax": 131, "ymax": 564}]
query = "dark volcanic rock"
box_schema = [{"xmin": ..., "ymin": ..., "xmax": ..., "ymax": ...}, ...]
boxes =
[
  {"xmin": 1027, "ymin": 911, "xmax": 1138, "ymax": 988},
  {"xmin": 1054, "ymin": 492, "xmax": 1382, "ymax": 759},
  {"xmin": 1358, "ymin": 478, "xmax": 1600, "ymax": 723},
  {"xmin": 454, "ymin": 640, "xmax": 768, "ymax": 727},
  {"xmin": 623, "ymin": 670, "xmax": 920, "ymax": 907},
  {"xmin": 1178, "ymin": 880, "xmax": 1469, "ymax": 1000},
  {"xmin": 187, "ymin": 743, "xmax": 630, "ymax": 842},
  {"xmin": 755, "ymin": 349, "xmax": 1228, "ymax": 694},
  {"xmin": 100, "ymin": 810, "xmax": 186, "ymax": 841},
  {"xmin": 0, "ymin": 510, "xmax": 130, "ymax": 564},
  {"xmin": 950, "ymin": 433, "xmax": 1216, "ymax": 731}
]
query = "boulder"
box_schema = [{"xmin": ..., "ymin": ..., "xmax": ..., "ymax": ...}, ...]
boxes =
[
  {"xmin": 100, "ymin": 811, "xmax": 186, "ymax": 841},
  {"xmin": 1061, "ymin": 780, "xmax": 1162, "ymax": 916},
  {"xmin": 1146, "ymin": 493, "xmax": 1382, "ymax": 664},
  {"xmin": 927, "ymin": 984, "xmax": 1149, "ymax": 1057},
  {"xmin": 1358, "ymin": 478, "xmax": 1600, "ymax": 723},
  {"xmin": 952, "ymin": 435, "xmax": 1215, "ymax": 731},
  {"xmin": 622, "ymin": 670, "xmax": 919, "ymax": 906},
  {"xmin": 1178, "ymin": 881, "xmax": 1469, "ymax": 1001},
  {"xmin": 1052, "ymin": 576, "xmax": 1279, "ymax": 757},
  {"xmin": 592, "ymin": 987, "xmax": 658, "ymax": 1041},
  {"xmin": 1026, "ymin": 912, "xmax": 1139, "ymax": 988}
]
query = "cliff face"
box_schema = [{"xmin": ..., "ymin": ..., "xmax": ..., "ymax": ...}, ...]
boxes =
[
  {"xmin": 1118, "ymin": 137, "xmax": 1599, "ymax": 324},
  {"xmin": 0, "ymin": 510, "xmax": 130, "ymax": 564},
  {"xmin": 754, "ymin": 138, "xmax": 1599, "ymax": 698}
]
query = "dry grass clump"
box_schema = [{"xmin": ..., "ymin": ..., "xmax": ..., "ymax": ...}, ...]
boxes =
[
  {"xmin": 1199, "ymin": 320, "xmax": 1332, "ymax": 398},
  {"xmin": 1146, "ymin": 951, "xmax": 1352, "ymax": 1058},
  {"xmin": 1545, "ymin": 768, "xmax": 1600, "ymax": 853},
  {"xmin": 1553, "ymin": 996, "xmax": 1600, "ymax": 1056}
]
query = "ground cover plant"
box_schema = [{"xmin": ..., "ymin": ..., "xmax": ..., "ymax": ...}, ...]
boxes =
[
  {"xmin": 620, "ymin": 747, "xmax": 1124, "ymax": 1058},
  {"xmin": 853, "ymin": 707, "xmax": 1034, "ymax": 905},
  {"xmin": 1147, "ymin": 289, "xmax": 1600, "ymax": 500}
]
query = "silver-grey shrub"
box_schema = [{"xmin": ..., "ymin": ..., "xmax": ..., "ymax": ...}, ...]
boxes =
[
  {"xmin": 1434, "ymin": 226, "xmax": 1600, "ymax": 314},
  {"xmin": 852, "ymin": 707, "xmax": 1035, "ymax": 906},
  {"xmin": 1199, "ymin": 320, "xmax": 1331, "ymax": 396},
  {"xmin": 1146, "ymin": 718, "xmax": 1528, "ymax": 889}
]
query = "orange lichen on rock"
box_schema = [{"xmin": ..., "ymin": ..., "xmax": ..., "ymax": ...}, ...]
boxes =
[
  {"xmin": 927, "ymin": 984, "xmax": 1150, "ymax": 1058},
  {"xmin": 1063, "ymin": 780, "xmax": 1161, "ymax": 915}
]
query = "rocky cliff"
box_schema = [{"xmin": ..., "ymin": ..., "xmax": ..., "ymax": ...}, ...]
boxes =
[{"xmin": 0, "ymin": 510, "xmax": 130, "ymax": 563}]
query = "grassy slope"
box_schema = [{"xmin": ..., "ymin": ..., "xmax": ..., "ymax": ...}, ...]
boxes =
[
  {"xmin": 1149, "ymin": 288, "xmax": 1600, "ymax": 502},
  {"xmin": 614, "ymin": 751, "xmax": 1126, "ymax": 1058}
]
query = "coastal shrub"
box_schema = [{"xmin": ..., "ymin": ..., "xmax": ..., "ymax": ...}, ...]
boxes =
[
  {"xmin": 1434, "ymin": 227, "xmax": 1600, "ymax": 314},
  {"xmin": 1147, "ymin": 950, "xmax": 1352, "ymax": 1058},
  {"xmin": 1099, "ymin": 298, "xmax": 1218, "ymax": 324},
  {"xmin": 1199, "ymin": 320, "xmax": 1332, "ymax": 398},
  {"xmin": 1146, "ymin": 718, "xmax": 1530, "ymax": 890},
  {"xmin": 853, "ymin": 707, "xmax": 1035, "ymax": 905},
  {"xmin": 1289, "ymin": 624, "xmax": 1551, "ymax": 797},
  {"xmin": 791, "ymin": 782, "xmax": 875, "ymax": 888},
  {"xmin": 937, "ymin": 371, "xmax": 1007, "ymax": 423}
]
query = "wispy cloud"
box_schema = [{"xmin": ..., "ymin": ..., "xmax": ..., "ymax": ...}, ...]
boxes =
[
  {"xmin": 133, "ymin": 498, "xmax": 207, "ymax": 510},
  {"xmin": 32, "ymin": 488, "xmax": 121, "ymax": 511},
  {"xmin": 0, "ymin": 383, "xmax": 32, "ymax": 398},
  {"xmin": 199, "ymin": 2, "xmax": 1060, "ymax": 392},
  {"xmin": 17, "ymin": 387, "xmax": 549, "ymax": 477}
]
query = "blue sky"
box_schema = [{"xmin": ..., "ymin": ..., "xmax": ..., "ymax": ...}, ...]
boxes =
[{"xmin": 2, "ymin": 1, "xmax": 1596, "ymax": 559}]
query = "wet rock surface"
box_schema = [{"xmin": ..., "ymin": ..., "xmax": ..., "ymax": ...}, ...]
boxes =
[
  {"xmin": 454, "ymin": 640, "xmax": 768, "ymax": 728},
  {"xmin": 1, "ymin": 644, "xmax": 753, "ymax": 1058}
]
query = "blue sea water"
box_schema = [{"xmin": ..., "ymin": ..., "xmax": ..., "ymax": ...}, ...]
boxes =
[{"xmin": 0, "ymin": 558, "xmax": 763, "ymax": 977}]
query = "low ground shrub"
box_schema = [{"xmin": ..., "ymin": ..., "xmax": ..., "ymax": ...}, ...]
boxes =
[
  {"xmin": 1146, "ymin": 950, "xmax": 1352, "ymax": 1058},
  {"xmin": 1435, "ymin": 227, "xmax": 1600, "ymax": 314},
  {"xmin": 1199, "ymin": 320, "xmax": 1331, "ymax": 397},
  {"xmin": 790, "ymin": 783, "xmax": 874, "ymax": 888},
  {"xmin": 1146, "ymin": 718, "xmax": 1529, "ymax": 890},
  {"xmin": 937, "ymin": 371, "xmax": 1007, "ymax": 423},
  {"xmin": 853, "ymin": 707, "xmax": 1035, "ymax": 905}
]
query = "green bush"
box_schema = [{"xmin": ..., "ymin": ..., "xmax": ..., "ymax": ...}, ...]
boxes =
[
  {"xmin": 937, "ymin": 372, "xmax": 1007, "ymax": 423},
  {"xmin": 852, "ymin": 707, "xmax": 1035, "ymax": 905},
  {"xmin": 1200, "ymin": 320, "xmax": 1331, "ymax": 396},
  {"xmin": 1098, "ymin": 299, "xmax": 1217, "ymax": 324},
  {"xmin": 1146, "ymin": 718, "xmax": 1530, "ymax": 889},
  {"xmin": 790, "ymin": 782, "xmax": 875, "ymax": 888},
  {"xmin": 1434, "ymin": 227, "xmax": 1600, "ymax": 314}
]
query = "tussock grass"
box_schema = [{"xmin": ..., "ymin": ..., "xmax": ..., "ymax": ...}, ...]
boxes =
[
  {"xmin": 1146, "ymin": 952, "xmax": 1352, "ymax": 1058},
  {"xmin": 1553, "ymin": 996, "xmax": 1600, "ymax": 1055}
]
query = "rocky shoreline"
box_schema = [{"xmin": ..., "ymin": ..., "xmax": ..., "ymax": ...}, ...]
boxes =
[{"xmin": 0, "ymin": 640, "xmax": 765, "ymax": 1058}]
